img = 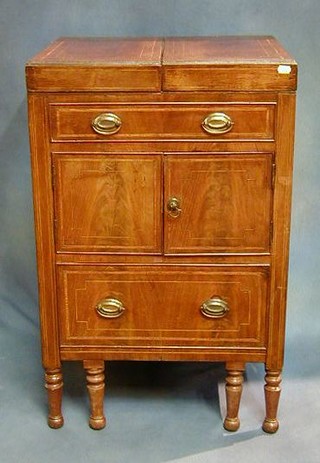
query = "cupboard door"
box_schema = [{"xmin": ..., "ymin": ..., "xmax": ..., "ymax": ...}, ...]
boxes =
[
  {"xmin": 54, "ymin": 154, "xmax": 162, "ymax": 253},
  {"xmin": 164, "ymin": 154, "xmax": 273, "ymax": 254}
]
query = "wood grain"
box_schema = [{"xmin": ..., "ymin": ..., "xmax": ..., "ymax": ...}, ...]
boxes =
[
  {"xmin": 163, "ymin": 36, "xmax": 297, "ymax": 92},
  {"xmin": 26, "ymin": 37, "xmax": 163, "ymax": 92},
  {"xmin": 26, "ymin": 36, "xmax": 297, "ymax": 431},
  {"xmin": 163, "ymin": 65, "xmax": 297, "ymax": 92},
  {"xmin": 57, "ymin": 265, "xmax": 268, "ymax": 349},
  {"xmin": 223, "ymin": 362, "xmax": 245, "ymax": 431},
  {"xmin": 27, "ymin": 37, "xmax": 163, "ymax": 65},
  {"xmin": 49, "ymin": 102, "xmax": 275, "ymax": 142},
  {"xmin": 267, "ymin": 93, "xmax": 296, "ymax": 371},
  {"xmin": 164, "ymin": 154, "xmax": 273, "ymax": 254},
  {"xmin": 83, "ymin": 360, "xmax": 106, "ymax": 430},
  {"xmin": 26, "ymin": 36, "xmax": 297, "ymax": 92},
  {"xmin": 45, "ymin": 368, "xmax": 64, "ymax": 428},
  {"xmin": 163, "ymin": 36, "xmax": 295, "ymax": 64},
  {"xmin": 53, "ymin": 154, "xmax": 162, "ymax": 253},
  {"xmin": 262, "ymin": 369, "xmax": 282, "ymax": 433},
  {"xmin": 28, "ymin": 94, "xmax": 61, "ymax": 369},
  {"xmin": 60, "ymin": 347, "xmax": 266, "ymax": 363}
]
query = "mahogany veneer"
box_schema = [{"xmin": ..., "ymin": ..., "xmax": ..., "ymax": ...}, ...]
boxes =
[{"xmin": 26, "ymin": 36, "xmax": 297, "ymax": 433}]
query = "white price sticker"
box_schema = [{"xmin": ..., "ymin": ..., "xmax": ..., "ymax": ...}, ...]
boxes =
[{"xmin": 277, "ymin": 65, "xmax": 292, "ymax": 74}]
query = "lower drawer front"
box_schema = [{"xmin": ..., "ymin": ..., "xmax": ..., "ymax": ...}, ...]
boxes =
[{"xmin": 57, "ymin": 265, "xmax": 268, "ymax": 349}]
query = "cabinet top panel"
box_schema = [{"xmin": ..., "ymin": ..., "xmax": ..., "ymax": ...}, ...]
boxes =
[
  {"xmin": 26, "ymin": 36, "xmax": 297, "ymax": 92},
  {"xmin": 27, "ymin": 37, "xmax": 163, "ymax": 66},
  {"xmin": 163, "ymin": 36, "xmax": 296, "ymax": 65}
]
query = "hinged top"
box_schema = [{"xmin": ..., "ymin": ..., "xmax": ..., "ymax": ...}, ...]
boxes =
[
  {"xmin": 26, "ymin": 36, "xmax": 297, "ymax": 92},
  {"xmin": 163, "ymin": 36, "xmax": 295, "ymax": 64},
  {"xmin": 27, "ymin": 37, "xmax": 163, "ymax": 65}
]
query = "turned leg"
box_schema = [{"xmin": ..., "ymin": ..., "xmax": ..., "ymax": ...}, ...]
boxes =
[
  {"xmin": 45, "ymin": 368, "xmax": 64, "ymax": 428},
  {"xmin": 84, "ymin": 360, "xmax": 106, "ymax": 430},
  {"xmin": 223, "ymin": 362, "xmax": 245, "ymax": 432},
  {"xmin": 263, "ymin": 369, "xmax": 282, "ymax": 433}
]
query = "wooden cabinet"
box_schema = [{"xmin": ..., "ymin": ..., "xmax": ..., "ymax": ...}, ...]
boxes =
[{"xmin": 26, "ymin": 36, "xmax": 297, "ymax": 433}]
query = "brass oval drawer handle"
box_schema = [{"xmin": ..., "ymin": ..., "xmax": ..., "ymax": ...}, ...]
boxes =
[
  {"xmin": 91, "ymin": 113, "xmax": 122, "ymax": 135},
  {"xmin": 96, "ymin": 297, "xmax": 125, "ymax": 319},
  {"xmin": 167, "ymin": 197, "xmax": 182, "ymax": 218},
  {"xmin": 200, "ymin": 297, "xmax": 229, "ymax": 318},
  {"xmin": 202, "ymin": 112, "xmax": 234, "ymax": 135}
]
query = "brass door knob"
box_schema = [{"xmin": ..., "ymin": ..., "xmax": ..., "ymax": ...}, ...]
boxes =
[
  {"xmin": 202, "ymin": 112, "xmax": 234, "ymax": 135},
  {"xmin": 200, "ymin": 297, "xmax": 229, "ymax": 318},
  {"xmin": 91, "ymin": 112, "xmax": 122, "ymax": 135},
  {"xmin": 167, "ymin": 197, "xmax": 182, "ymax": 218},
  {"xmin": 96, "ymin": 297, "xmax": 125, "ymax": 318}
]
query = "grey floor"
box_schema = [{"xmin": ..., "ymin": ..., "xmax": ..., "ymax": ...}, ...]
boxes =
[{"xmin": 0, "ymin": 283, "xmax": 319, "ymax": 463}]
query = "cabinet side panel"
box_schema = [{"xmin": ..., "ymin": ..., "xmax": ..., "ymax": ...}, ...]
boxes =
[
  {"xmin": 28, "ymin": 93, "xmax": 60, "ymax": 368},
  {"xmin": 267, "ymin": 92, "xmax": 296, "ymax": 369}
]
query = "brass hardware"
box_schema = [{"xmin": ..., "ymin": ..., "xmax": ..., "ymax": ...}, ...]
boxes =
[
  {"xmin": 202, "ymin": 112, "xmax": 234, "ymax": 135},
  {"xmin": 167, "ymin": 197, "xmax": 181, "ymax": 218},
  {"xmin": 200, "ymin": 296, "xmax": 229, "ymax": 318},
  {"xmin": 96, "ymin": 297, "xmax": 125, "ymax": 318},
  {"xmin": 91, "ymin": 113, "xmax": 122, "ymax": 135}
]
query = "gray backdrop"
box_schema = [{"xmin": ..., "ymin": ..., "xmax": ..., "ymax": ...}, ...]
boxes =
[{"xmin": 0, "ymin": 1, "xmax": 319, "ymax": 462}]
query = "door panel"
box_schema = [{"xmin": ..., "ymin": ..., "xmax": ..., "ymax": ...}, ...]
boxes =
[
  {"xmin": 164, "ymin": 154, "xmax": 273, "ymax": 254},
  {"xmin": 54, "ymin": 154, "xmax": 162, "ymax": 253}
]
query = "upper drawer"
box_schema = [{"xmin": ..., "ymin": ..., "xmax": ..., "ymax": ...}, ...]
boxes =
[{"xmin": 49, "ymin": 103, "xmax": 275, "ymax": 142}]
